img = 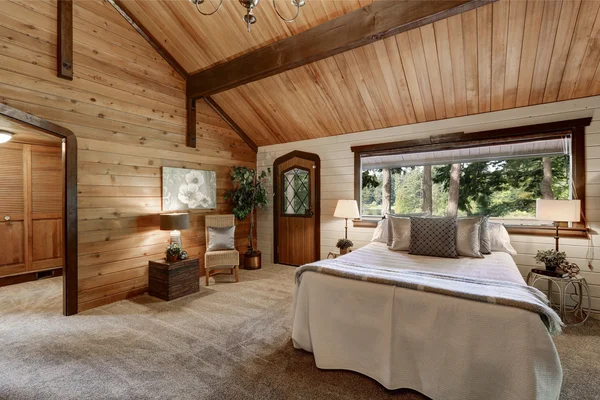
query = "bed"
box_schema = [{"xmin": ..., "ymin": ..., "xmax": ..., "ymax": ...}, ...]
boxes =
[{"xmin": 291, "ymin": 242, "xmax": 562, "ymax": 400}]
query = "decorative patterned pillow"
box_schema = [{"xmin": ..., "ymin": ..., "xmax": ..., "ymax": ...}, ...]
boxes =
[
  {"xmin": 479, "ymin": 216, "xmax": 491, "ymax": 254},
  {"xmin": 388, "ymin": 216, "xmax": 411, "ymax": 251},
  {"xmin": 409, "ymin": 217, "xmax": 458, "ymax": 258},
  {"xmin": 207, "ymin": 226, "xmax": 235, "ymax": 251},
  {"xmin": 489, "ymin": 223, "xmax": 517, "ymax": 256},
  {"xmin": 457, "ymin": 217, "xmax": 484, "ymax": 258},
  {"xmin": 371, "ymin": 218, "xmax": 389, "ymax": 243}
]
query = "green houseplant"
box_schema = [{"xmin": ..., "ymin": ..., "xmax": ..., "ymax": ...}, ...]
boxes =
[
  {"xmin": 165, "ymin": 243, "xmax": 182, "ymax": 263},
  {"xmin": 336, "ymin": 238, "xmax": 354, "ymax": 255},
  {"xmin": 224, "ymin": 166, "xmax": 270, "ymax": 269},
  {"xmin": 535, "ymin": 249, "xmax": 567, "ymax": 271}
]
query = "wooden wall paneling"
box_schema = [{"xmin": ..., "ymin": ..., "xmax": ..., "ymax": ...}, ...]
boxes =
[
  {"xmin": 57, "ymin": 0, "xmax": 73, "ymax": 80},
  {"xmin": 558, "ymin": 1, "xmax": 600, "ymax": 100},
  {"xmin": 382, "ymin": 36, "xmax": 417, "ymax": 125},
  {"xmin": 529, "ymin": 0, "xmax": 562, "ymax": 105},
  {"xmin": 477, "ymin": 4, "xmax": 493, "ymax": 113},
  {"xmin": 543, "ymin": 0, "xmax": 582, "ymax": 103},
  {"xmin": 420, "ymin": 24, "xmax": 447, "ymax": 120},
  {"xmin": 22, "ymin": 144, "xmax": 32, "ymax": 272},
  {"xmin": 515, "ymin": 0, "xmax": 544, "ymax": 107},
  {"xmin": 462, "ymin": 9, "xmax": 479, "ymax": 115},
  {"xmin": 447, "ymin": 14, "xmax": 468, "ymax": 117},
  {"xmin": 407, "ymin": 29, "xmax": 437, "ymax": 121},
  {"xmin": 490, "ymin": 1, "xmax": 508, "ymax": 111},
  {"xmin": 573, "ymin": 7, "xmax": 600, "ymax": 97},
  {"xmin": 433, "ymin": 19, "xmax": 457, "ymax": 119}
]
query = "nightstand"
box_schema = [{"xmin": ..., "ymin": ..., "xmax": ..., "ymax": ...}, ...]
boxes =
[
  {"xmin": 148, "ymin": 257, "xmax": 200, "ymax": 301},
  {"xmin": 526, "ymin": 270, "xmax": 591, "ymax": 326}
]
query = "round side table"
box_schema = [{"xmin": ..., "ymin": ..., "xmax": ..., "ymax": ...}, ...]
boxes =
[{"xmin": 526, "ymin": 271, "xmax": 591, "ymax": 326}]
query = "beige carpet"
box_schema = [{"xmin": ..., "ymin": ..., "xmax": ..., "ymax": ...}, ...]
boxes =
[{"xmin": 0, "ymin": 264, "xmax": 598, "ymax": 400}]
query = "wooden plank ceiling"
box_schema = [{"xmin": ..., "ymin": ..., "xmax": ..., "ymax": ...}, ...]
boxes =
[{"xmin": 124, "ymin": 0, "xmax": 600, "ymax": 147}]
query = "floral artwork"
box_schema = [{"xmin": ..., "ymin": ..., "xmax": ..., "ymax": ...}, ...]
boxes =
[{"xmin": 162, "ymin": 167, "xmax": 216, "ymax": 211}]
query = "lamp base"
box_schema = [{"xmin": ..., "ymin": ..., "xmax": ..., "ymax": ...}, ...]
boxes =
[{"xmin": 170, "ymin": 230, "xmax": 182, "ymax": 247}]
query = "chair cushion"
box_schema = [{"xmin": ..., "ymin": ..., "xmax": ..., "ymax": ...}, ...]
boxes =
[{"xmin": 207, "ymin": 226, "xmax": 235, "ymax": 251}]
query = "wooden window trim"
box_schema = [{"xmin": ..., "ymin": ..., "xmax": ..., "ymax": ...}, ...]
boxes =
[{"xmin": 351, "ymin": 118, "xmax": 592, "ymax": 239}]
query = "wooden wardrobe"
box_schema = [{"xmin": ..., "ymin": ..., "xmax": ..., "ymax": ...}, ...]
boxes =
[{"xmin": 0, "ymin": 142, "xmax": 63, "ymax": 279}]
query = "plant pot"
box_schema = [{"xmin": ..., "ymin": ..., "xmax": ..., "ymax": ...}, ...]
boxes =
[
  {"xmin": 545, "ymin": 263, "xmax": 557, "ymax": 272},
  {"xmin": 167, "ymin": 254, "xmax": 178, "ymax": 263},
  {"xmin": 340, "ymin": 247, "xmax": 351, "ymax": 255},
  {"xmin": 244, "ymin": 251, "xmax": 262, "ymax": 270}
]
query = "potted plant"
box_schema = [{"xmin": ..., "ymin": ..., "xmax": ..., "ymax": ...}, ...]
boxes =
[
  {"xmin": 166, "ymin": 243, "xmax": 182, "ymax": 262},
  {"xmin": 535, "ymin": 249, "xmax": 567, "ymax": 271},
  {"xmin": 224, "ymin": 166, "xmax": 270, "ymax": 269},
  {"xmin": 336, "ymin": 238, "xmax": 354, "ymax": 255}
]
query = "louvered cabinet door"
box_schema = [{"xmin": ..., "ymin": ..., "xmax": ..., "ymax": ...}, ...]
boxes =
[
  {"xmin": 30, "ymin": 146, "xmax": 63, "ymax": 271},
  {"xmin": 0, "ymin": 145, "xmax": 26, "ymax": 276}
]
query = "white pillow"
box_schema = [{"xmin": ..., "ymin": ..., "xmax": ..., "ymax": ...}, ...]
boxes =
[
  {"xmin": 457, "ymin": 217, "xmax": 484, "ymax": 258},
  {"xmin": 371, "ymin": 218, "xmax": 388, "ymax": 243},
  {"xmin": 388, "ymin": 216, "xmax": 411, "ymax": 251},
  {"xmin": 489, "ymin": 222, "xmax": 517, "ymax": 256}
]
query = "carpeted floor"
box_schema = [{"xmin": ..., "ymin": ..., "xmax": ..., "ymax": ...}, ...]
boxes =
[{"xmin": 0, "ymin": 264, "xmax": 598, "ymax": 400}]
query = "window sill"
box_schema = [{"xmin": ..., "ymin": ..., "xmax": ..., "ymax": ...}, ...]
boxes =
[{"xmin": 353, "ymin": 219, "xmax": 590, "ymax": 239}]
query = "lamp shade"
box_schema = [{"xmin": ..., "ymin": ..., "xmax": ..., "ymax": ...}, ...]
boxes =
[
  {"xmin": 160, "ymin": 213, "xmax": 190, "ymax": 230},
  {"xmin": 333, "ymin": 200, "xmax": 360, "ymax": 219},
  {"xmin": 536, "ymin": 199, "xmax": 581, "ymax": 222}
]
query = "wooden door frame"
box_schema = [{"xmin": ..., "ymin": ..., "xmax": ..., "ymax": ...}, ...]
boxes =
[
  {"xmin": 273, "ymin": 150, "xmax": 320, "ymax": 264},
  {"xmin": 0, "ymin": 104, "xmax": 78, "ymax": 316}
]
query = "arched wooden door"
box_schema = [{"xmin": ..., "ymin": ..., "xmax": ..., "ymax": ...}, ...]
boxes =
[{"xmin": 273, "ymin": 151, "xmax": 320, "ymax": 266}]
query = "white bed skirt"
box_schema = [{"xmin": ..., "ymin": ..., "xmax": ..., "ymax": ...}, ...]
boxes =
[{"xmin": 292, "ymin": 271, "xmax": 562, "ymax": 400}]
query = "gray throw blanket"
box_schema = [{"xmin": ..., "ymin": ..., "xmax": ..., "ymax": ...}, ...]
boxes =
[{"xmin": 296, "ymin": 259, "xmax": 563, "ymax": 335}]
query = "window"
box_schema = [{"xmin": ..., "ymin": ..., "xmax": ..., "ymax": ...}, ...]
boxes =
[
  {"xmin": 282, "ymin": 167, "xmax": 310, "ymax": 216},
  {"xmin": 360, "ymin": 139, "xmax": 571, "ymax": 222},
  {"xmin": 351, "ymin": 119, "xmax": 590, "ymax": 237}
]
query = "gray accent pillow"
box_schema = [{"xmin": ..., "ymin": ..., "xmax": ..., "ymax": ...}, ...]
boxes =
[
  {"xmin": 457, "ymin": 217, "xmax": 483, "ymax": 258},
  {"xmin": 409, "ymin": 217, "xmax": 458, "ymax": 258},
  {"xmin": 388, "ymin": 216, "xmax": 411, "ymax": 251},
  {"xmin": 207, "ymin": 226, "xmax": 235, "ymax": 251},
  {"xmin": 479, "ymin": 216, "xmax": 491, "ymax": 254}
]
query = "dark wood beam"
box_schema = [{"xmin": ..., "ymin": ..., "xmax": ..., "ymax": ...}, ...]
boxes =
[
  {"xmin": 107, "ymin": 0, "xmax": 188, "ymax": 80},
  {"xmin": 57, "ymin": 0, "xmax": 73, "ymax": 80},
  {"xmin": 186, "ymin": 96, "xmax": 197, "ymax": 148},
  {"xmin": 187, "ymin": 0, "xmax": 495, "ymax": 98},
  {"xmin": 204, "ymin": 97, "xmax": 258, "ymax": 153}
]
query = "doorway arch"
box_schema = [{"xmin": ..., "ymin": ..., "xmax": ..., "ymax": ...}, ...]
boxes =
[{"xmin": 0, "ymin": 104, "xmax": 78, "ymax": 316}]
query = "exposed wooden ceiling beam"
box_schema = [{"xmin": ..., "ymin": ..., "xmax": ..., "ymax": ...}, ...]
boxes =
[
  {"xmin": 204, "ymin": 97, "xmax": 258, "ymax": 153},
  {"xmin": 57, "ymin": 0, "xmax": 73, "ymax": 80},
  {"xmin": 107, "ymin": 0, "xmax": 189, "ymax": 80},
  {"xmin": 187, "ymin": 0, "xmax": 496, "ymax": 99}
]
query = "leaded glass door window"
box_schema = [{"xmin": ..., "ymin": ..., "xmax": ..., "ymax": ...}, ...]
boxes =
[{"xmin": 282, "ymin": 167, "xmax": 310, "ymax": 216}]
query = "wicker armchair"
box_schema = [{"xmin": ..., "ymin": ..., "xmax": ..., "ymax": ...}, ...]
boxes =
[{"xmin": 204, "ymin": 214, "xmax": 239, "ymax": 286}]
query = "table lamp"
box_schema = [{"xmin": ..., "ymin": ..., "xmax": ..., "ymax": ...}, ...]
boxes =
[
  {"xmin": 334, "ymin": 200, "xmax": 360, "ymax": 240},
  {"xmin": 160, "ymin": 213, "xmax": 190, "ymax": 247},
  {"xmin": 536, "ymin": 199, "xmax": 581, "ymax": 251}
]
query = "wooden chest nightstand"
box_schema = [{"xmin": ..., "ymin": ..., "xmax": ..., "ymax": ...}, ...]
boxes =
[{"xmin": 148, "ymin": 258, "xmax": 200, "ymax": 301}]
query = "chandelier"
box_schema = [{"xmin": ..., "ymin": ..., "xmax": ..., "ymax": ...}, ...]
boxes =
[{"xmin": 190, "ymin": 0, "xmax": 306, "ymax": 32}]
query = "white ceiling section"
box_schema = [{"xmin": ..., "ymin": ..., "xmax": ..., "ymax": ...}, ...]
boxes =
[{"xmin": 361, "ymin": 137, "xmax": 570, "ymax": 170}]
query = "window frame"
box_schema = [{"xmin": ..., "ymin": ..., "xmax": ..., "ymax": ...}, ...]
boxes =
[{"xmin": 351, "ymin": 118, "xmax": 591, "ymax": 238}]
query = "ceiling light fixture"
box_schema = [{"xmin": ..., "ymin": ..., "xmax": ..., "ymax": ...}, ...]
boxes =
[
  {"xmin": 190, "ymin": 0, "xmax": 305, "ymax": 33},
  {"xmin": 0, "ymin": 131, "xmax": 13, "ymax": 144}
]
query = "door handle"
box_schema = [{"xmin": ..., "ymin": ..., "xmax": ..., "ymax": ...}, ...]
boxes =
[{"xmin": 306, "ymin": 208, "xmax": 314, "ymax": 216}]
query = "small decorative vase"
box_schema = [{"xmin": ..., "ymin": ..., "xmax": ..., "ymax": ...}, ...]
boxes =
[
  {"xmin": 545, "ymin": 263, "xmax": 557, "ymax": 272},
  {"xmin": 167, "ymin": 254, "xmax": 178, "ymax": 263},
  {"xmin": 244, "ymin": 250, "xmax": 262, "ymax": 270},
  {"xmin": 340, "ymin": 247, "xmax": 350, "ymax": 255}
]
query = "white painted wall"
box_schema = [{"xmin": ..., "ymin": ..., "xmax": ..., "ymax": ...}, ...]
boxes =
[{"xmin": 257, "ymin": 96, "xmax": 600, "ymax": 311}]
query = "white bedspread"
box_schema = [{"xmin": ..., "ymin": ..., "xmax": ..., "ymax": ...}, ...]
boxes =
[{"xmin": 291, "ymin": 242, "xmax": 562, "ymax": 400}]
